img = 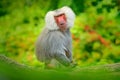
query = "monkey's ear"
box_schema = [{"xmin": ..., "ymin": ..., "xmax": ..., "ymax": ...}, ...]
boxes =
[
  {"xmin": 45, "ymin": 11, "xmax": 59, "ymax": 30},
  {"xmin": 61, "ymin": 6, "xmax": 76, "ymax": 28}
]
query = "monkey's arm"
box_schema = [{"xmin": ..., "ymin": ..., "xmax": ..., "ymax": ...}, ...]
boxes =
[
  {"xmin": 55, "ymin": 53, "xmax": 71, "ymax": 66},
  {"xmin": 64, "ymin": 29, "xmax": 73, "ymax": 62}
]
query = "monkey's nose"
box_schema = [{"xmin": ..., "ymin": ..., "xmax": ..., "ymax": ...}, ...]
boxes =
[
  {"xmin": 60, "ymin": 23, "xmax": 64, "ymax": 25},
  {"xmin": 60, "ymin": 21, "xmax": 66, "ymax": 25}
]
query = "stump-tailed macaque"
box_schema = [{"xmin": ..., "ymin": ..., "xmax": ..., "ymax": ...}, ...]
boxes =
[{"xmin": 35, "ymin": 6, "xmax": 75, "ymax": 68}]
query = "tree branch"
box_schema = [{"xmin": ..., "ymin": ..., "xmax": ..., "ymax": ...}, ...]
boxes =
[
  {"xmin": 74, "ymin": 63, "xmax": 120, "ymax": 72},
  {"xmin": 0, "ymin": 54, "xmax": 30, "ymax": 69},
  {"xmin": 0, "ymin": 54, "xmax": 120, "ymax": 72}
]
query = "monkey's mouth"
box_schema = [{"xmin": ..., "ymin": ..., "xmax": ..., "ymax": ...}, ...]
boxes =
[
  {"xmin": 59, "ymin": 27, "xmax": 67, "ymax": 32},
  {"xmin": 58, "ymin": 24, "xmax": 67, "ymax": 31}
]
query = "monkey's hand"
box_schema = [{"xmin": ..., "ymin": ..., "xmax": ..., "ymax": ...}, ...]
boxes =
[{"xmin": 69, "ymin": 61, "xmax": 77, "ymax": 68}]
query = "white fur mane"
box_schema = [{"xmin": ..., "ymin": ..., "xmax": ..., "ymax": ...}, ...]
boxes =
[{"xmin": 45, "ymin": 6, "xmax": 75, "ymax": 30}]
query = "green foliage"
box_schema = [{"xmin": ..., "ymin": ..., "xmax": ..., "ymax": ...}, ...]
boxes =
[
  {"xmin": 0, "ymin": 0, "xmax": 120, "ymax": 67},
  {"xmin": 71, "ymin": 0, "xmax": 120, "ymax": 66}
]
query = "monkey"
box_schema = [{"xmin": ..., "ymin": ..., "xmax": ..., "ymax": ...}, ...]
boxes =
[{"xmin": 35, "ymin": 6, "xmax": 75, "ymax": 68}]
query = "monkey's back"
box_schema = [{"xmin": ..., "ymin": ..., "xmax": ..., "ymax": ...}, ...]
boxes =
[{"xmin": 35, "ymin": 28, "xmax": 71, "ymax": 63}]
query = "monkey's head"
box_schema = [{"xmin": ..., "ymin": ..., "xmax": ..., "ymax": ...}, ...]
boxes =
[{"xmin": 45, "ymin": 6, "xmax": 75, "ymax": 31}]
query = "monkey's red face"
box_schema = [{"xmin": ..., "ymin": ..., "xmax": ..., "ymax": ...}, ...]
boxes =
[{"xmin": 54, "ymin": 14, "xmax": 67, "ymax": 31}]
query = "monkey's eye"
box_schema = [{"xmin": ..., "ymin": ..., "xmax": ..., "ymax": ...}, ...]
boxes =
[
  {"xmin": 55, "ymin": 14, "xmax": 65, "ymax": 17},
  {"xmin": 59, "ymin": 14, "xmax": 64, "ymax": 16}
]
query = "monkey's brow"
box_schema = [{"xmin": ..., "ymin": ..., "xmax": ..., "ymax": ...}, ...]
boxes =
[{"xmin": 54, "ymin": 10, "xmax": 64, "ymax": 16}]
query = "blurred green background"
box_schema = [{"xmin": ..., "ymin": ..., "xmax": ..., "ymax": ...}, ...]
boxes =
[{"xmin": 0, "ymin": 0, "xmax": 120, "ymax": 68}]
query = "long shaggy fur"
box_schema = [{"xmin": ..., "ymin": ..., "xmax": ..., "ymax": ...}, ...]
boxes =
[
  {"xmin": 35, "ymin": 6, "xmax": 75, "ymax": 66},
  {"xmin": 45, "ymin": 6, "xmax": 75, "ymax": 30}
]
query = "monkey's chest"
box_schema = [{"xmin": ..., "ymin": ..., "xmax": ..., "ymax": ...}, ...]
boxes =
[{"xmin": 44, "ymin": 32, "xmax": 71, "ymax": 53}]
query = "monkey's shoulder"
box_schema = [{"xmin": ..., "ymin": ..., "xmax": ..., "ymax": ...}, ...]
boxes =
[
  {"xmin": 48, "ymin": 31, "xmax": 66, "ymax": 41},
  {"xmin": 38, "ymin": 28, "xmax": 71, "ymax": 45}
]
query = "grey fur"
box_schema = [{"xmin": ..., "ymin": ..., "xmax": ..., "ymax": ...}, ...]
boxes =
[
  {"xmin": 35, "ymin": 6, "xmax": 75, "ymax": 66},
  {"xmin": 35, "ymin": 28, "xmax": 72, "ymax": 66}
]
